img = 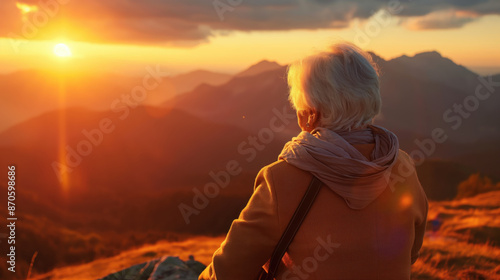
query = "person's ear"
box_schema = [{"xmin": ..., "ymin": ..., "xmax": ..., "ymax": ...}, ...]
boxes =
[{"xmin": 308, "ymin": 109, "xmax": 320, "ymax": 128}]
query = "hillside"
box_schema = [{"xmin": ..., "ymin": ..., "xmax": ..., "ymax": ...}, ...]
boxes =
[
  {"xmin": 26, "ymin": 236, "xmax": 226, "ymax": 280},
  {"xmin": 0, "ymin": 106, "xmax": 267, "ymax": 194},
  {"xmin": 25, "ymin": 191, "xmax": 500, "ymax": 280},
  {"xmin": 168, "ymin": 65, "xmax": 296, "ymax": 135},
  {"xmin": 412, "ymin": 190, "xmax": 500, "ymax": 279},
  {"xmin": 0, "ymin": 105, "xmax": 286, "ymax": 277},
  {"xmin": 0, "ymin": 68, "xmax": 231, "ymax": 132}
]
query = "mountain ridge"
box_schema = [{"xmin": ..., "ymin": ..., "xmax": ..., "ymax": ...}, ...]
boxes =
[{"xmin": 235, "ymin": 59, "xmax": 282, "ymax": 78}]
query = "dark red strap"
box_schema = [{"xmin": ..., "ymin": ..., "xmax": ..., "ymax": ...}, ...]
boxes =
[{"xmin": 263, "ymin": 176, "xmax": 322, "ymax": 280}]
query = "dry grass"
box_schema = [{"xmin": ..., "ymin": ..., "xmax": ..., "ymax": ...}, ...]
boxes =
[
  {"xmin": 29, "ymin": 236, "xmax": 225, "ymax": 280},
  {"xmin": 411, "ymin": 191, "xmax": 500, "ymax": 280},
  {"xmin": 30, "ymin": 191, "xmax": 500, "ymax": 280}
]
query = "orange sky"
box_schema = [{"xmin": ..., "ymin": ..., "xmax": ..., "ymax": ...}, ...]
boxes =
[{"xmin": 1, "ymin": 1, "xmax": 500, "ymax": 75}]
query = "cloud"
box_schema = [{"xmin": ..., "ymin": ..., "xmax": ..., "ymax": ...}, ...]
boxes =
[
  {"xmin": 2, "ymin": 0, "xmax": 500, "ymax": 46},
  {"xmin": 403, "ymin": 9, "xmax": 479, "ymax": 30}
]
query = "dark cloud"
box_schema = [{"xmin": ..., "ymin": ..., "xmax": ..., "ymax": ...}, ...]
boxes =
[{"xmin": 2, "ymin": 0, "xmax": 500, "ymax": 45}]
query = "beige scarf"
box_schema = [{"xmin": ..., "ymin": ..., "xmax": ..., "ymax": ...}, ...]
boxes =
[{"xmin": 278, "ymin": 125, "xmax": 399, "ymax": 209}]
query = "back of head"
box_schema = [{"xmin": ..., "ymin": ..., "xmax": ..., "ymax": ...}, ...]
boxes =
[{"xmin": 287, "ymin": 42, "xmax": 381, "ymax": 131}]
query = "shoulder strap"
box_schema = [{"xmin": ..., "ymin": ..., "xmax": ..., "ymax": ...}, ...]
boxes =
[{"xmin": 264, "ymin": 176, "xmax": 322, "ymax": 280}]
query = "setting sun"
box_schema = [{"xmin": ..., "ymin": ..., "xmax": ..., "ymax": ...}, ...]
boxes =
[{"xmin": 53, "ymin": 43, "xmax": 72, "ymax": 57}]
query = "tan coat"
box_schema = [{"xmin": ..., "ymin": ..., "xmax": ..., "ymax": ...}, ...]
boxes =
[{"xmin": 199, "ymin": 147, "xmax": 428, "ymax": 280}]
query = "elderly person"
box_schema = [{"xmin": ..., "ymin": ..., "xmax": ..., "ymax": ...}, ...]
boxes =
[{"xmin": 199, "ymin": 43, "xmax": 428, "ymax": 280}]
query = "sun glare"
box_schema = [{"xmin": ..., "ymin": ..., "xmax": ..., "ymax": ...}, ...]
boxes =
[
  {"xmin": 53, "ymin": 43, "xmax": 72, "ymax": 57},
  {"xmin": 16, "ymin": 2, "xmax": 38, "ymax": 15},
  {"xmin": 16, "ymin": 2, "xmax": 38, "ymax": 22}
]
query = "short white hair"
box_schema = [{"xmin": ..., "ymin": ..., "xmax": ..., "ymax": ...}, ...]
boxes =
[{"xmin": 287, "ymin": 42, "xmax": 381, "ymax": 131}]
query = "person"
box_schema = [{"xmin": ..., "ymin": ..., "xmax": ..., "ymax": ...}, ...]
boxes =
[{"xmin": 199, "ymin": 42, "xmax": 428, "ymax": 280}]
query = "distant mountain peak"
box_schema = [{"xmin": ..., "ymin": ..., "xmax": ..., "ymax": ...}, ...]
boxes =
[
  {"xmin": 391, "ymin": 50, "xmax": 463, "ymax": 69},
  {"xmin": 183, "ymin": 69, "xmax": 214, "ymax": 75},
  {"xmin": 171, "ymin": 69, "xmax": 233, "ymax": 94},
  {"xmin": 367, "ymin": 51, "xmax": 386, "ymax": 65},
  {"xmin": 236, "ymin": 60, "xmax": 282, "ymax": 77},
  {"xmin": 394, "ymin": 50, "xmax": 443, "ymax": 62},
  {"xmin": 174, "ymin": 69, "xmax": 231, "ymax": 78},
  {"xmin": 413, "ymin": 51, "xmax": 443, "ymax": 59},
  {"xmin": 254, "ymin": 59, "xmax": 280, "ymax": 66},
  {"xmin": 385, "ymin": 49, "xmax": 479, "ymax": 99}
]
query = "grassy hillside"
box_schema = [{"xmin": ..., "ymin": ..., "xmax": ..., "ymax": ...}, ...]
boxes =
[
  {"xmin": 412, "ymin": 191, "xmax": 500, "ymax": 279},
  {"xmin": 21, "ymin": 191, "xmax": 500, "ymax": 280}
]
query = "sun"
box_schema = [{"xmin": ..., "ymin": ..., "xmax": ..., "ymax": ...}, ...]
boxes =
[{"xmin": 53, "ymin": 43, "xmax": 72, "ymax": 57}]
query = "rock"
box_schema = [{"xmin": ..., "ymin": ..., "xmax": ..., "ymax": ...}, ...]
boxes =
[
  {"xmin": 186, "ymin": 255, "xmax": 206, "ymax": 275},
  {"xmin": 99, "ymin": 256, "xmax": 206, "ymax": 280}
]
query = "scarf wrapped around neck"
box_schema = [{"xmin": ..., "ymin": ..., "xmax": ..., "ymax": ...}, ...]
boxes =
[{"xmin": 278, "ymin": 125, "xmax": 399, "ymax": 209}]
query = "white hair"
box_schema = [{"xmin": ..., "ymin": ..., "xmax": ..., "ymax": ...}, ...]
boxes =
[{"xmin": 287, "ymin": 42, "xmax": 381, "ymax": 131}]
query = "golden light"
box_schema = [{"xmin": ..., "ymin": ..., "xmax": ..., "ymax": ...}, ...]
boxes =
[
  {"xmin": 53, "ymin": 43, "xmax": 72, "ymax": 57},
  {"xmin": 16, "ymin": 2, "xmax": 38, "ymax": 14},
  {"xmin": 400, "ymin": 193, "xmax": 413, "ymax": 209},
  {"xmin": 16, "ymin": 2, "xmax": 38, "ymax": 21}
]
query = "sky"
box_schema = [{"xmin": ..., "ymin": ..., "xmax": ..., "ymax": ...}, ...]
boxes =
[{"xmin": 1, "ymin": 0, "xmax": 500, "ymax": 75}]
